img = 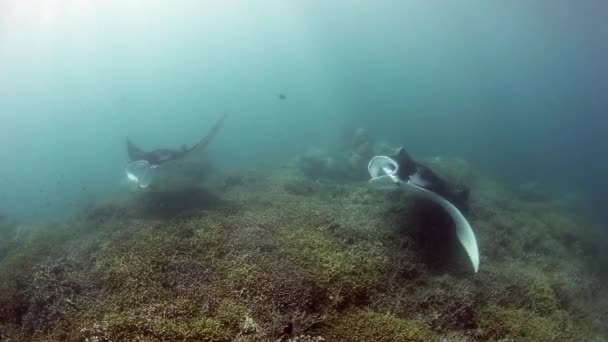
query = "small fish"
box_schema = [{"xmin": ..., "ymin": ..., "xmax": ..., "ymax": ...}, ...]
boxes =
[{"xmin": 278, "ymin": 93, "xmax": 287, "ymax": 100}]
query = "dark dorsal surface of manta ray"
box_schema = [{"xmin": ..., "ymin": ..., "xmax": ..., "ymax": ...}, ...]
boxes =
[
  {"xmin": 126, "ymin": 114, "xmax": 226, "ymax": 167},
  {"xmin": 392, "ymin": 147, "xmax": 470, "ymax": 213},
  {"xmin": 368, "ymin": 147, "xmax": 480, "ymax": 273}
]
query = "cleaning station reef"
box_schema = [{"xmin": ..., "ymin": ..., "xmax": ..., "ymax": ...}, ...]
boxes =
[
  {"xmin": 1, "ymin": 1, "xmax": 607, "ymax": 341},
  {"xmin": 0, "ymin": 125, "xmax": 606, "ymax": 342}
]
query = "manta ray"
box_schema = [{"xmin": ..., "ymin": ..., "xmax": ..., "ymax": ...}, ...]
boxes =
[
  {"xmin": 368, "ymin": 147, "xmax": 480, "ymax": 273},
  {"xmin": 125, "ymin": 114, "xmax": 226, "ymax": 188}
]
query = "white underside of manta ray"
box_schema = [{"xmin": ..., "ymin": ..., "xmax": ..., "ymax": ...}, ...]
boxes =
[
  {"xmin": 368, "ymin": 155, "xmax": 480, "ymax": 273},
  {"xmin": 125, "ymin": 160, "xmax": 157, "ymax": 189}
]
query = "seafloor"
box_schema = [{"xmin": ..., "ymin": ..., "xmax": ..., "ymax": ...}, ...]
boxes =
[{"xmin": 0, "ymin": 148, "xmax": 607, "ymax": 341}]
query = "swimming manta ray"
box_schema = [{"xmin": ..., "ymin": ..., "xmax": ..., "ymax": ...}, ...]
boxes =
[
  {"xmin": 125, "ymin": 114, "xmax": 226, "ymax": 188},
  {"xmin": 368, "ymin": 147, "xmax": 480, "ymax": 273}
]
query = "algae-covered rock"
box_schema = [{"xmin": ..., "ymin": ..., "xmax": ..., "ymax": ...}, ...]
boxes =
[
  {"xmin": 85, "ymin": 181, "xmax": 224, "ymax": 221},
  {"xmin": 292, "ymin": 129, "xmax": 399, "ymax": 182},
  {"xmin": 375, "ymin": 274, "xmax": 478, "ymax": 331},
  {"xmin": 478, "ymin": 306, "xmax": 572, "ymax": 342},
  {"xmin": 292, "ymin": 149, "xmax": 337, "ymax": 181},
  {"xmin": 275, "ymin": 226, "xmax": 385, "ymax": 307},
  {"xmin": 1, "ymin": 159, "xmax": 607, "ymax": 341},
  {"xmin": 525, "ymin": 279, "xmax": 560, "ymax": 315},
  {"xmin": 327, "ymin": 310, "xmax": 433, "ymax": 342},
  {"xmin": 283, "ymin": 179, "xmax": 317, "ymax": 196}
]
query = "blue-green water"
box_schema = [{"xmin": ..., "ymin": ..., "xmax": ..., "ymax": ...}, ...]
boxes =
[{"xmin": 0, "ymin": 0, "xmax": 606, "ymax": 222}]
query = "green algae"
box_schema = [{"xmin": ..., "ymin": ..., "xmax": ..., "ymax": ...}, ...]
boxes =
[
  {"xmin": 1, "ymin": 162, "xmax": 607, "ymax": 341},
  {"xmin": 479, "ymin": 306, "xmax": 572, "ymax": 342},
  {"xmin": 525, "ymin": 279, "xmax": 560, "ymax": 315},
  {"xmin": 0, "ymin": 224, "xmax": 79, "ymax": 325},
  {"xmin": 220, "ymin": 259, "xmax": 258, "ymax": 293},
  {"xmin": 78, "ymin": 312, "xmax": 231, "ymax": 342},
  {"xmin": 275, "ymin": 226, "xmax": 385, "ymax": 307},
  {"xmin": 327, "ymin": 310, "xmax": 433, "ymax": 342}
]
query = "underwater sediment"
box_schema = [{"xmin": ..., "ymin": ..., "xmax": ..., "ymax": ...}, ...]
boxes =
[{"xmin": 0, "ymin": 155, "xmax": 607, "ymax": 341}]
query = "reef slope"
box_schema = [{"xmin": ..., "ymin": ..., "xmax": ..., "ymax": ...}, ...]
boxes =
[{"xmin": 0, "ymin": 164, "xmax": 606, "ymax": 341}]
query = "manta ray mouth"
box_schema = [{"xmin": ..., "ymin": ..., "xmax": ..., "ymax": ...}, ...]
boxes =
[{"xmin": 126, "ymin": 160, "xmax": 155, "ymax": 188}]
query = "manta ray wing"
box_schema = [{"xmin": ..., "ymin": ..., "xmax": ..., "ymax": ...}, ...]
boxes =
[
  {"xmin": 406, "ymin": 181, "xmax": 480, "ymax": 273},
  {"xmin": 186, "ymin": 114, "xmax": 227, "ymax": 154},
  {"xmin": 126, "ymin": 138, "xmax": 147, "ymax": 162},
  {"xmin": 368, "ymin": 155, "xmax": 480, "ymax": 273}
]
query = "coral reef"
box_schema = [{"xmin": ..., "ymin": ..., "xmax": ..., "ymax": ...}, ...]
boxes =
[
  {"xmin": 477, "ymin": 306, "xmax": 569, "ymax": 341},
  {"xmin": 291, "ymin": 128, "xmax": 398, "ymax": 181},
  {"xmin": 327, "ymin": 310, "xmax": 433, "ymax": 342},
  {"xmin": 85, "ymin": 180, "xmax": 225, "ymax": 222},
  {"xmin": 0, "ymin": 156, "xmax": 607, "ymax": 341},
  {"xmin": 0, "ymin": 215, "xmax": 18, "ymax": 261}
]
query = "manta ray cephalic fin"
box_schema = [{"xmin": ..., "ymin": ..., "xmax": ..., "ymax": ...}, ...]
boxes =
[{"xmin": 125, "ymin": 160, "xmax": 155, "ymax": 188}]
